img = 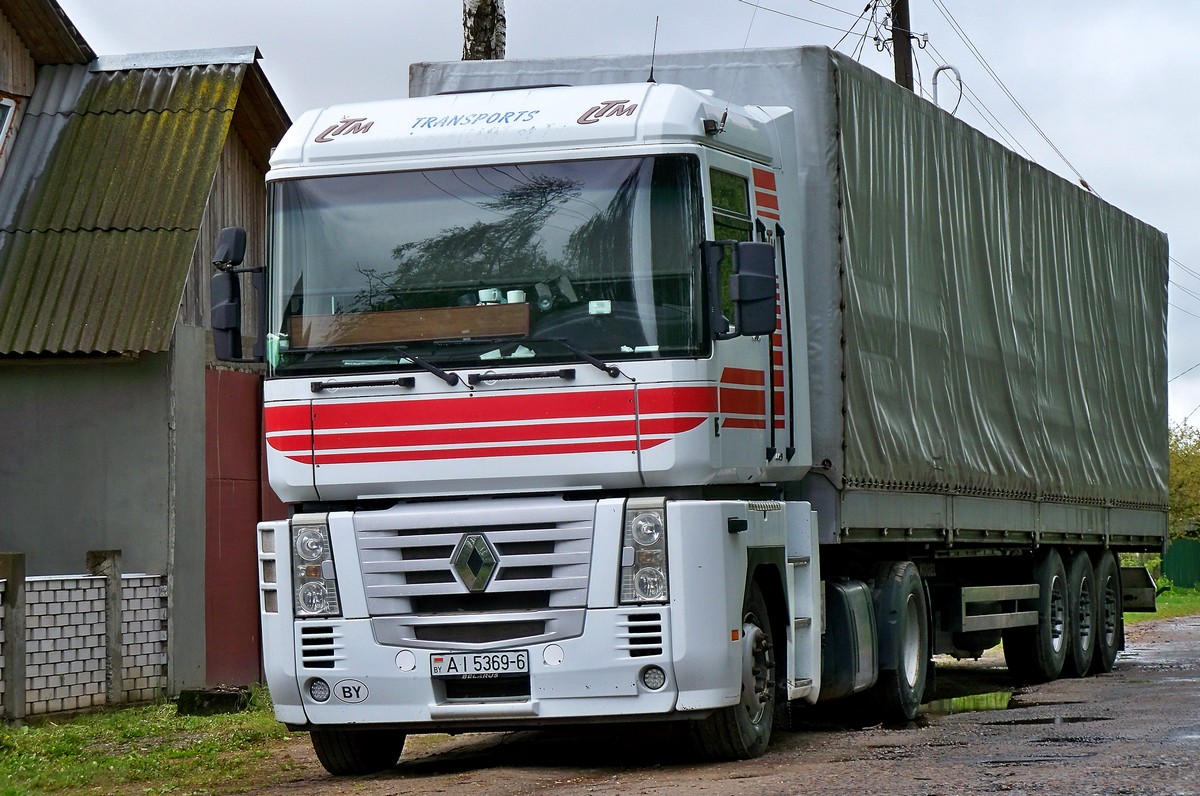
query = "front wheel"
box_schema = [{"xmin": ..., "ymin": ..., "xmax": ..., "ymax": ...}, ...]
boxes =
[
  {"xmin": 310, "ymin": 728, "xmax": 406, "ymax": 776},
  {"xmin": 689, "ymin": 581, "xmax": 776, "ymax": 759}
]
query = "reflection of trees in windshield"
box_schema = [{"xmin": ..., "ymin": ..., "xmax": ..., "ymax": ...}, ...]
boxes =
[
  {"xmin": 563, "ymin": 168, "xmax": 640, "ymax": 294},
  {"xmin": 351, "ymin": 172, "xmax": 582, "ymax": 312}
]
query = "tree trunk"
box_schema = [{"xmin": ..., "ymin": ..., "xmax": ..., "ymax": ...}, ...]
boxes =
[{"xmin": 463, "ymin": 0, "xmax": 506, "ymax": 60}]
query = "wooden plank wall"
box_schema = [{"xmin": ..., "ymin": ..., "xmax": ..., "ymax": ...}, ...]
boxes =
[
  {"xmin": 0, "ymin": 10, "xmax": 35, "ymax": 97},
  {"xmin": 181, "ymin": 128, "xmax": 268, "ymax": 338}
]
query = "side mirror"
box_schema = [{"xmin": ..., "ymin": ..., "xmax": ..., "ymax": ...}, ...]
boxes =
[
  {"xmin": 211, "ymin": 270, "xmax": 243, "ymax": 360},
  {"xmin": 210, "ymin": 226, "xmax": 264, "ymax": 363},
  {"xmin": 730, "ymin": 241, "xmax": 778, "ymax": 337},
  {"xmin": 213, "ymin": 226, "xmax": 247, "ymax": 268}
]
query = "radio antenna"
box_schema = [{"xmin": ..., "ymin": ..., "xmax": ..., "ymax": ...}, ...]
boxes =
[
  {"xmin": 722, "ymin": 0, "xmax": 762, "ymax": 130},
  {"xmin": 647, "ymin": 16, "xmax": 660, "ymax": 82}
]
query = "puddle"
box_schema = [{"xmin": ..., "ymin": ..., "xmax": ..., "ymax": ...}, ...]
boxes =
[
  {"xmin": 984, "ymin": 716, "xmax": 1113, "ymax": 727},
  {"xmin": 1166, "ymin": 726, "xmax": 1200, "ymax": 743},
  {"xmin": 921, "ymin": 691, "xmax": 1014, "ymax": 717}
]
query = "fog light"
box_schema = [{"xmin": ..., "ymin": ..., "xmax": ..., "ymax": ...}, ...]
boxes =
[
  {"xmin": 309, "ymin": 678, "xmax": 331, "ymax": 702},
  {"xmin": 641, "ymin": 666, "xmax": 667, "ymax": 690}
]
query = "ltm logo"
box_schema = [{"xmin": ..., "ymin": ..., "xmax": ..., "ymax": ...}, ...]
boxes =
[
  {"xmin": 314, "ymin": 117, "xmax": 374, "ymax": 143},
  {"xmin": 577, "ymin": 99, "xmax": 638, "ymax": 125}
]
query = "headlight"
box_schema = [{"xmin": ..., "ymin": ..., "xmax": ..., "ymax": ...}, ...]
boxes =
[
  {"xmin": 620, "ymin": 498, "xmax": 669, "ymax": 604},
  {"xmin": 292, "ymin": 521, "xmax": 341, "ymax": 617}
]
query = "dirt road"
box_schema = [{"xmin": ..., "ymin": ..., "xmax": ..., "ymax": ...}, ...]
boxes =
[{"xmin": 247, "ymin": 616, "xmax": 1200, "ymax": 795}]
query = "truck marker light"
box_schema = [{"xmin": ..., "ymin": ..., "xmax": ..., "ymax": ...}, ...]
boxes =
[
  {"xmin": 308, "ymin": 679, "xmax": 331, "ymax": 702},
  {"xmin": 641, "ymin": 666, "xmax": 667, "ymax": 690},
  {"xmin": 732, "ymin": 629, "xmax": 740, "ymax": 642}
]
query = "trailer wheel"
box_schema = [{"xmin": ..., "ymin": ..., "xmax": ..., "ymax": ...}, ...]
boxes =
[
  {"xmin": 310, "ymin": 728, "xmax": 406, "ymax": 776},
  {"xmin": 872, "ymin": 561, "xmax": 929, "ymax": 720},
  {"xmin": 1064, "ymin": 551, "xmax": 1097, "ymax": 677},
  {"xmin": 690, "ymin": 581, "xmax": 775, "ymax": 759},
  {"xmin": 1089, "ymin": 549, "xmax": 1123, "ymax": 674},
  {"xmin": 1003, "ymin": 548, "xmax": 1068, "ymax": 682}
]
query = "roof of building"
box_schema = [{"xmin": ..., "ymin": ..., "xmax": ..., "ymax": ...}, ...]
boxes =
[
  {"xmin": 0, "ymin": 0, "xmax": 92, "ymax": 64},
  {"xmin": 0, "ymin": 45, "xmax": 289, "ymax": 354}
]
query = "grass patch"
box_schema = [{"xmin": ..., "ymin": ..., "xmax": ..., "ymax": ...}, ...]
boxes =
[
  {"xmin": 1127, "ymin": 586, "xmax": 1200, "ymax": 625},
  {"xmin": 0, "ymin": 688, "xmax": 291, "ymax": 796}
]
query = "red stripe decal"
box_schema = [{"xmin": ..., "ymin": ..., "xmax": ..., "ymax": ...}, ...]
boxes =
[
  {"xmin": 265, "ymin": 404, "xmax": 311, "ymax": 434},
  {"xmin": 720, "ymin": 367, "xmax": 766, "ymax": 387},
  {"xmin": 719, "ymin": 386, "xmax": 765, "ymax": 416},
  {"xmin": 637, "ymin": 385, "xmax": 718, "ymax": 414},
  {"xmin": 752, "ymin": 168, "xmax": 777, "ymax": 191},
  {"xmin": 312, "ymin": 389, "xmax": 636, "ymax": 430},
  {"xmin": 754, "ymin": 190, "xmax": 779, "ymax": 211}
]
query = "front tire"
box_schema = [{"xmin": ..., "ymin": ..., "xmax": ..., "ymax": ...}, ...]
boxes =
[
  {"xmin": 310, "ymin": 728, "xmax": 406, "ymax": 776},
  {"xmin": 1004, "ymin": 548, "xmax": 1068, "ymax": 683},
  {"xmin": 690, "ymin": 582, "xmax": 776, "ymax": 759}
]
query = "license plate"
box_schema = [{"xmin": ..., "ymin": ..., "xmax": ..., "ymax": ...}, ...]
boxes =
[{"xmin": 430, "ymin": 650, "xmax": 529, "ymax": 680}]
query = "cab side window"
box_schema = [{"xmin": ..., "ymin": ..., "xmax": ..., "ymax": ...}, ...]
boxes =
[{"xmin": 710, "ymin": 169, "xmax": 752, "ymax": 330}]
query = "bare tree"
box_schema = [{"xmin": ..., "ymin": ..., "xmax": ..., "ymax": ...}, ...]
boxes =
[{"xmin": 463, "ymin": 0, "xmax": 506, "ymax": 60}]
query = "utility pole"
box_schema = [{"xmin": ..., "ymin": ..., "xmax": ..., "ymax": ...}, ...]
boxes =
[
  {"xmin": 463, "ymin": 0, "xmax": 506, "ymax": 61},
  {"xmin": 891, "ymin": 0, "xmax": 914, "ymax": 91}
]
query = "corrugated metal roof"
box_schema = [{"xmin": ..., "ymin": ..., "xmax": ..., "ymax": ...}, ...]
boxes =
[{"xmin": 0, "ymin": 54, "xmax": 257, "ymax": 354}]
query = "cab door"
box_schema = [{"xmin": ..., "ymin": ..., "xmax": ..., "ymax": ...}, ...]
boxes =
[{"xmin": 706, "ymin": 153, "xmax": 788, "ymax": 477}]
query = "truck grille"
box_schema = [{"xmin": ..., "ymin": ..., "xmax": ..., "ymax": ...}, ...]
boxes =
[{"xmin": 356, "ymin": 498, "xmax": 594, "ymax": 649}]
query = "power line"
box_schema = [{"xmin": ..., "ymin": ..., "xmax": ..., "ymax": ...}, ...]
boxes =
[
  {"xmin": 1170, "ymin": 360, "xmax": 1200, "ymax": 384},
  {"xmin": 919, "ymin": 42, "xmax": 1033, "ymax": 158},
  {"xmin": 733, "ymin": 0, "xmax": 854, "ymax": 33},
  {"xmin": 1170, "ymin": 301, "xmax": 1200, "ymax": 321},
  {"xmin": 928, "ymin": 0, "xmax": 1094, "ymax": 194}
]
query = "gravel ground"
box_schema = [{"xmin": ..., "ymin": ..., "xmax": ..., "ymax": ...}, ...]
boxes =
[{"xmin": 244, "ymin": 616, "xmax": 1200, "ymax": 795}]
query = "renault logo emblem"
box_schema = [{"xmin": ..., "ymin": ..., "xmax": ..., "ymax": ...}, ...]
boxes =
[{"xmin": 452, "ymin": 533, "xmax": 498, "ymax": 592}]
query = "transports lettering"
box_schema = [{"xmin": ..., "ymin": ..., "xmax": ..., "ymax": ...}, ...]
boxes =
[{"xmin": 410, "ymin": 110, "xmax": 540, "ymax": 130}]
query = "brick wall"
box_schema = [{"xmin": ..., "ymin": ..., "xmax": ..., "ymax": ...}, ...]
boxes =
[
  {"xmin": 0, "ymin": 574, "xmax": 167, "ymax": 717},
  {"xmin": 121, "ymin": 576, "xmax": 167, "ymax": 703}
]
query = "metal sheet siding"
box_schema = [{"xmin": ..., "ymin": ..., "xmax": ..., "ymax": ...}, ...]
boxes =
[{"xmin": 0, "ymin": 62, "xmax": 247, "ymax": 353}]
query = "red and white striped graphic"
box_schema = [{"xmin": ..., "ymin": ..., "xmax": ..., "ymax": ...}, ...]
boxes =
[
  {"xmin": 265, "ymin": 385, "xmax": 718, "ymax": 466},
  {"xmin": 753, "ymin": 167, "xmax": 780, "ymax": 222}
]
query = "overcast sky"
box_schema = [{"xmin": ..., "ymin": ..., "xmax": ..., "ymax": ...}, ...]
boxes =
[{"xmin": 56, "ymin": 0, "xmax": 1200, "ymax": 422}]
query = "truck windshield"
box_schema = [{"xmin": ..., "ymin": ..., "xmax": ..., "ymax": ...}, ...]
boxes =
[{"xmin": 268, "ymin": 155, "xmax": 704, "ymax": 376}]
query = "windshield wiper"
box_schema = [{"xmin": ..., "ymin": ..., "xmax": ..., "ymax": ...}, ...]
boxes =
[
  {"xmin": 434, "ymin": 336, "xmax": 622, "ymax": 378},
  {"xmin": 286, "ymin": 344, "xmax": 462, "ymax": 386}
]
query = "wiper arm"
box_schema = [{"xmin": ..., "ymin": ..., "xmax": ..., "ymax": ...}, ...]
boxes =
[
  {"xmin": 434, "ymin": 336, "xmax": 621, "ymax": 378},
  {"xmin": 286, "ymin": 343, "xmax": 462, "ymax": 386}
]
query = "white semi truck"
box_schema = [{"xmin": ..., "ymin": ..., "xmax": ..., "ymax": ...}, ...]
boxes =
[{"xmin": 210, "ymin": 47, "xmax": 1168, "ymax": 774}]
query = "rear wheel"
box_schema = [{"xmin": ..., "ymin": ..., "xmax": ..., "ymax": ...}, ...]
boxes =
[
  {"xmin": 872, "ymin": 561, "xmax": 929, "ymax": 720},
  {"xmin": 1089, "ymin": 549, "xmax": 1123, "ymax": 674},
  {"xmin": 310, "ymin": 728, "xmax": 406, "ymax": 776},
  {"xmin": 1064, "ymin": 550, "xmax": 1097, "ymax": 677},
  {"xmin": 690, "ymin": 581, "xmax": 776, "ymax": 759},
  {"xmin": 1003, "ymin": 548, "xmax": 1068, "ymax": 683}
]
